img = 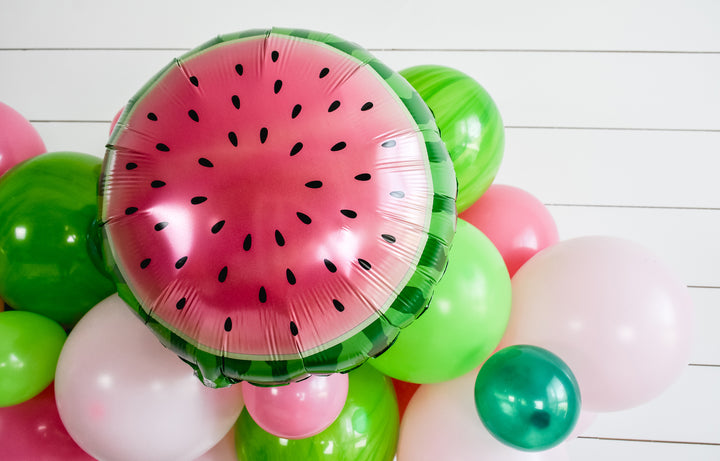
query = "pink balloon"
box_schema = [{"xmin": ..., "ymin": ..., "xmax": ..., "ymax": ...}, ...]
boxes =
[
  {"xmin": 501, "ymin": 236, "xmax": 694, "ymax": 412},
  {"xmin": 242, "ymin": 373, "xmax": 349, "ymax": 439},
  {"xmin": 109, "ymin": 107, "xmax": 123, "ymax": 135},
  {"xmin": 0, "ymin": 384, "xmax": 94, "ymax": 460},
  {"xmin": 398, "ymin": 368, "xmax": 570, "ymax": 460},
  {"xmin": 55, "ymin": 295, "xmax": 245, "ymax": 461},
  {"xmin": 193, "ymin": 428, "xmax": 236, "ymax": 461},
  {"xmin": 460, "ymin": 184, "xmax": 558, "ymax": 277},
  {"xmin": 0, "ymin": 102, "xmax": 46, "ymax": 176}
]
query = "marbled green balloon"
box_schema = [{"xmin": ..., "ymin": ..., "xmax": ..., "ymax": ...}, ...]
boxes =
[
  {"xmin": 401, "ymin": 65, "xmax": 504, "ymax": 212},
  {"xmin": 0, "ymin": 152, "xmax": 116, "ymax": 326},
  {"xmin": 474, "ymin": 345, "xmax": 581, "ymax": 451},
  {"xmin": 235, "ymin": 365, "xmax": 399, "ymax": 460}
]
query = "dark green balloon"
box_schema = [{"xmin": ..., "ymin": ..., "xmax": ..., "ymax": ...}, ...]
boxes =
[
  {"xmin": 474, "ymin": 345, "xmax": 581, "ymax": 451},
  {"xmin": 235, "ymin": 365, "xmax": 399, "ymax": 460},
  {"xmin": 0, "ymin": 152, "xmax": 115, "ymax": 326}
]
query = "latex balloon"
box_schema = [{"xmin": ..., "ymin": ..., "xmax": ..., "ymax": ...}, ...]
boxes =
[
  {"xmin": 0, "ymin": 384, "xmax": 94, "ymax": 460},
  {"xmin": 0, "ymin": 311, "xmax": 66, "ymax": 407},
  {"xmin": 371, "ymin": 219, "xmax": 511, "ymax": 383},
  {"xmin": 55, "ymin": 295, "xmax": 245, "ymax": 461},
  {"xmin": 0, "ymin": 102, "xmax": 46, "ymax": 177},
  {"xmin": 474, "ymin": 345, "xmax": 581, "ymax": 451},
  {"xmin": 194, "ymin": 428, "xmax": 237, "ymax": 461},
  {"xmin": 100, "ymin": 27, "xmax": 457, "ymax": 386},
  {"xmin": 460, "ymin": 184, "xmax": 558, "ymax": 277},
  {"xmin": 235, "ymin": 365, "xmax": 399, "ymax": 461},
  {"xmin": 400, "ymin": 65, "xmax": 504, "ymax": 212},
  {"xmin": 110, "ymin": 106, "xmax": 123, "ymax": 134},
  {"xmin": 392, "ymin": 379, "xmax": 421, "ymax": 420},
  {"xmin": 398, "ymin": 368, "xmax": 570, "ymax": 461},
  {"xmin": 0, "ymin": 152, "xmax": 116, "ymax": 326},
  {"xmin": 242, "ymin": 373, "xmax": 349, "ymax": 439},
  {"xmin": 501, "ymin": 236, "xmax": 694, "ymax": 412}
]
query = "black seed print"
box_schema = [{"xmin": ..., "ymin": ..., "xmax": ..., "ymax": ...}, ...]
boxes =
[
  {"xmin": 331, "ymin": 141, "xmax": 346, "ymax": 151},
  {"xmin": 140, "ymin": 258, "xmax": 151, "ymax": 269},
  {"xmin": 340, "ymin": 209, "xmax": 357, "ymax": 219},
  {"xmin": 361, "ymin": 102, "xmax": 373, "ymax": 111},
  {"xmin": 296, "ymin": 212, "xmax": 312, "ymax": 224},
  {"xmin": 290, "ymin": 321, "xmax": 299, "ymax": 336},
  {"xmin": 125, "ymin": 207, "xmax": 138, "ymax": 215},
  {"xmin": 224, "ymin": 317, "xmax": 232, "ymax": 331},
  {"xmin": 188, "ymin": 110, "xmax": 199, "ymax": 122},
  {"xmin": 259, "ymin": 287, "xmax": 267, "ymax": 303},
  {"xmin": 328, "ymin": 100, "xmax": 341, "ymax": 112},
  {"xmin": 228, "ymin": 131, "xmax": 238, "ymax": 147},
  {"xmin": 354, "ymin": 173, "xmax": 371, "ymax": 181},
  {"xmin": 218, "ymin": 266, "xmax": 228, "ymax": 283},
  {"xmin": 358, "ymin": 259, "xmax": 372, "ymax": 270},
  {"xmin": 235, "ymin": 64, "xmax": 243, "ymax": 76},
  {"xmin": 154, "ymin": 222, "xmax": 168, "ymax": 231},
  {"xmin": 324, "ymin": 259, "xmax": 337, "ymax": 273},
  {"xmin": 305, "ymin": 180, "xmax": 322, "ymax": 189},
  {"xmin": 198, "ymin": 157, "xmax": 213, "ymax": 167},
  {"xmin": 390, "ymin": 190, "xmax": 405, "ymax": 198},
  {"xmin": 274, "ymin": 80, "xmax": 282, "ymax": 94},
  {"xmin": 271, "ymin": 50, "xmax": 279, "ymax": 62},
  {"xmin": 191, "ymin": 196, "xmax": 207, "ymax": 205},
  {"xmin": 151, "ymin": 180, "xmax": 166, "ymax": 188},
  {"xmin": 231, "ymin": 95, "xmax": 240, "ymax": 109},
  {"xmin": 275, "ymin": 230, "xmax": 285, "ymax": 247},
  {"xmin": 175, "ymin": 256, "xmax": 188, "ymax": 269},
  {"xmin": 156, "ymin": 143, "xmax": 170, "ymax": 152},
  {"xmin": 319, "ymin": 67, "xmax": 329, "ymax": 78},
  {"xmin": 189, "ymin": 76, "xmax": 199, "ymax": 87},
  {"xmin": 382, "ymin": 140, "xmax": 396, "ymax": 148},
  {"xmin": 176, "ymin": 297, "xmax": 186, "ymax": 309},
  {"xmin": 332, "ymin": 299, "xmax": 345, "ymax": 312},
  {"xmin": 211, "ymin": 220, "xmax": 225, "ymax": 234},
  {"xmin": 243, "ymin": 234, "xmax": 252, "ymax": 251},
  {"xmin": 260, "ymin": 127, "xmax": 268, "ymax": 144},
  {"xmin": 147, "ymin": 112, "xmax": 158, "ymax": 121},
  {"xmin": 126, "ymin": 162, "xmax": 138, "ymax": 170},
  {"xmin": 291, "ymin": 104, "xmax": 302, "ymax": 119},
  {"xmin": 381, "ymin": 234, "xmax": 396, "ymax": 243},
  {"xmin": 290, "ymin": 142, "xmax": 303, "ymax": 156},
  {"xmin": 286, "ymin": 269, "xmax": 296, "ymax": 285}
]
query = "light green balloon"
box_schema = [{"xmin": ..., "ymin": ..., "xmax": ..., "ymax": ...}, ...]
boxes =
[
  {"xmin": 370, "ymin": 219, "xmax": 511, "ymax": 383},
  {"xmin": 0, "ymin": 311, "xmax": 67, "ymax": 407}
]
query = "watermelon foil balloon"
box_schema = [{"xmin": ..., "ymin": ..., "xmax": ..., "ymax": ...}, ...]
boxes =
[{"xmin": 99, "ymin": 28, "xmax": 457, "ymax": 387}]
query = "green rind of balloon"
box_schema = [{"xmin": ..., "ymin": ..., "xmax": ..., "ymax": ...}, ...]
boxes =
[
  {"xmin": 235, "ymin": 365, "xmax": 399, "ymax": 461},
  {"xmin": 400, "ymin": 65, "xmax": 504, "ymax": 213},
  {"xmin": 101, "ymin": 28, "xmax": 456, "ymax": 386}
]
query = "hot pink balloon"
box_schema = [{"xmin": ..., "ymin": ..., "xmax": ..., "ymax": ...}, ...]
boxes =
[
  {"xmin": 242, "ymin": 373, "xmax": 349, "ymax": 439},
  {"xmin": 0, "ymin": 102, "xmax": 46, "ymax": 176},
  {"xmin": 0, "ymin": 384, "xmax": 94, "ymax": 460},
  {"xmin": 55, "ymin": 295, "xmax": 245, "ymax": 461},
  {"xmin": 501, "ymin": 236, "xmax": 694, "ymax": 412},
  {"xmin": 460, "ymin": 184, "xmax": 558, "ymax": 277}
]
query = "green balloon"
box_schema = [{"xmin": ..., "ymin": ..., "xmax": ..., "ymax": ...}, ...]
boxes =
[
  {"xmin": 0, "ymin": 152, "xmax": 116, "ymax": 326},
  {"xmin": 400, "ymin": 65, "xmax": 504, "ymax": 213},
  {"xmin": 474, "ymin": 345, "xmax": 581, "ymax": 451},
  {"xmin": 0, "ymin": 311, "xmax": 67, "ymax": 407},
  {"xmin": 235, "ymin": 365, "xmax": 399, "ymax": 460},
  {"xmin": 370, "ymin": 218, "xmax": 511, "ymax": 383}
]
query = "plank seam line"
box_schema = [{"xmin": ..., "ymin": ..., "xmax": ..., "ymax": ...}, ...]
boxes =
[
  {"xmin": 577, "ymin": 436, "xmax": 720, "ymax": 446},
  {"xmin": 689, "ymin": 363, "xmax": 720, "ymax": 367},
  {"xmin": 544, "ymin": 203, "xmax": 720, "ymax": 211}
]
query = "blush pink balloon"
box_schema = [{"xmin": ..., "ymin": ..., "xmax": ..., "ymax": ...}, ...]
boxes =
[
  {"xmin": 0, "ymin": 102, "xmax": 46, "ymax": 176},
  {"xmin": 55, "ymin": 295, "xmax": 245, "ymax": 461},
  {"xmin": 242, "ymin": 373, "xmax": 349, "ymax": 439},
  {"xmin": 501, "ymin": 236, "xmax": 694, "ymax": 412},
  {"xmin": 0, "ymin": 384, "xmax": 94, "ymax": 460},
  {"xmin": 460, "ymin": 184, "xmax": 558, "ymax": 277},
  {"xmin": 109, "ymin": 107, "xmax": 124, "ymax": 135},
  {"xmin": 193, "ymin": 428, "xmax": 236, "ymax": 461}
]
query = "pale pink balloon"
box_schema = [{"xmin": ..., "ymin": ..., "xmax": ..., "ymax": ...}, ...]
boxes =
[
  {"xmin": 460, "ymin": 184, "xmax": 558, "ymax": 277},
  {"xmin": 55, "ymin": 295, "xmax": 245, "ymax": 461},
  {"xmin": 242, "ymin": 373, "xmax": 349, "ymax": 439},
  {"xmin": 398, "ymin": 368, "xmax": 570, "ymax": 461},
  {"xmin": 193, "ymin": 428, "xmax": 236, "ymax": 461},
  {"xmin": 0, "ymin": 102, "xmax": 46, "ymax": 176},
  {"xmin": 501, "ymin": 236, "xmax": 694, "ymax": 412},
  {"xmin": 109, "ymin": 107, "xmax": 124, "ymax": 135}
]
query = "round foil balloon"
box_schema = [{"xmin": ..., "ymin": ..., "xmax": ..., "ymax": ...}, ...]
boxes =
[{"xmin": 99, "ymin": 28, "xmax": 457, "ymax": 386}]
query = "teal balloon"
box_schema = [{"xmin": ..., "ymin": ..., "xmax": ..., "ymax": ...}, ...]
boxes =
[{"xmin": 474, "ymin": 345, "xmax": 581, "ymax": 451}]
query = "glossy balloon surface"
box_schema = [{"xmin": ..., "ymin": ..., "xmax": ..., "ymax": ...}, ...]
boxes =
[{"xmin": 0, "ymin": 102, "xmax": 46, "ymax": 177}]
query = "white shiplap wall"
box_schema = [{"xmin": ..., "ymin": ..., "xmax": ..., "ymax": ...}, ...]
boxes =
[{"xmin": 1, "ymin": 0, "xmax": 718, "ymax": 459}]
